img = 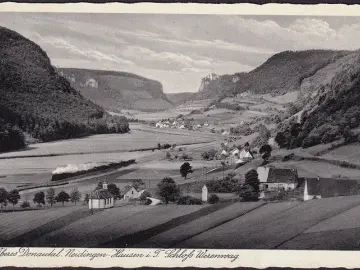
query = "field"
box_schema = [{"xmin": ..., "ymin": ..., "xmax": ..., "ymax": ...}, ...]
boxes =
[
  {"xmin": 134, "ymin": 202, "xmax": 264, "ymax": 248},
  {"xmin": 0, "ymin": 125, "xmax": 217, "ymax": 159},
  {"xmin": 26, "ymin": 205, "xmax": 205, "ymax": 247},
  {"xmin": 278, "ymin": 203, "xmax": 360, "ymax": 250},
  {"xmin": 322, "ymin": 144, "xmax": 360, "ymax": 166},
  {"xmin": 270, "ymin": 160, "xmax": 360, "ymax": 179},
  {"xmin": 0, "ymin": 122, "xmax": 224, "ymax": 197},
  {"xmin": 0, "ymin": 205, "xmax": 87, "ymax": 245},
  {"xmin": 176, "ymin": 196, "xmax": 360, "ymax": 249},
  {"xmin": 3, "ymin": 195, "xmax": 360, "ymax": 249}
]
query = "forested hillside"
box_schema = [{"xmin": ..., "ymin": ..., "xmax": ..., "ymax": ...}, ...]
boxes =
[
  {"xmin": 196, "ymin": 50, "xmax": 351, "ymax": 99},
  {"xmin": 0, "ymin": 26, "xmax": 129, "ymax": 152},
  {"xmin": 275, "ymin": 51, "xmax": 360, "ymax": 149},
  {"xmin": 58, "ymin": 68, "xmax": 173, "ymax": 112}
]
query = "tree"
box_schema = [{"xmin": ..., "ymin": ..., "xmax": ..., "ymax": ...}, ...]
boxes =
[
  {"xmin": 156, "ymin": 177, "xmax": 180, "ymax": 205},
  {"xmin": 107, "ymin": 183, "xmax": 120, "ymax": 199},
  {"xmin": 343, "ymin": 126, "xmax": 355, "ymax": 143},
  {"xmin": 8, "ymin": 189, "xmax": 21, "ymax": 209},
  {"xmin": 70, "ymin": 188, "xmax": 81, "ymax": 205},
  {"xmin": 84, "ymin": 194, "xmax": 90, "ymax": 204},
  {"xmin": 180, "ymin": 162, "xmax": 193, "ymax": 180},
  {"xmin": 131, "ymin": 179, "xmax": 145, "ymax": 191},
  {"xmin": 239, "ymin": 169, "xmax": 260, "ymax": 201},
  {"xmin": 0, "ymin": 188, "xmax": 8, "ymax": 210},
  {"xmin": 55, "ymin": 191, "xmax": 70, "ymax": 206},
  {"xmin": 95, "ymin": 181, "xmax": 103, "ymax": 190},
  {"xmin": 275, "ymin": 132, "xmax": 287, "ymax": 148},
  {"xmin": 259, "ymin": 144, "xmax": 272, "ymax": 162},
  {"xmin": 33, "ymin": 191, "xmax": 45, "ymax": 207},
  {"xmin": 46, "ymin": 188, "xmax": 56, "ymax": 207}
]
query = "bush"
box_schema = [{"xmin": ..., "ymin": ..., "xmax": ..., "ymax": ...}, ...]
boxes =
[
  {"xmin": 177, "ymin": 195, "xmax": 203, "ymax": 205},
  {"xmin": 201, "ymin": 149, "xmax": 217, "ymax": 160},
  {"xmin": 206, "ymin": 173, "xmax": 241, "ymax": 193},
  {"xmin": 190, "ymin": 110, "xmax": 202, "ymax": 115},
  {"xmin": 230, "ymin": 124, "xmax": 252, "ymax": 136},
  {"xmin": 208, "ymin": 194, "xmax": 220, "ymax": 204},
  {"xmin": 139, "ymin": 191, "xmax": 152, "ymax": 204},
  {"xmin": 20, "ymin": 201, "xmax": 30, "ymax": 208}
]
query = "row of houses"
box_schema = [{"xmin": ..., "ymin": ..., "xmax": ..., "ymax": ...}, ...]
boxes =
[
  {"xmin": 155, "ymin": 120, "xmax": 210, "ymax": 130},
  {"xmin": 256, "ymin": 166, "xmax": 360, "ymax": 201}
]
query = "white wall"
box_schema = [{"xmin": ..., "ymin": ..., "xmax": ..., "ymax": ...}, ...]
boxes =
[
  {"xmin": 89, "ymin": 198, "xmax": 114, "ymax": 209},
  {"xmin": 257, "ymin": 167, "xmax": 270, "ymax": 183}
]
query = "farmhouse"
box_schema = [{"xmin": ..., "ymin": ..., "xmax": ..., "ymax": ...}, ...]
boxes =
[
  {"xmin": 121, "ymin": 185, "xmax": 145, "ymax": 200},
  {"xmin": 303, "ymin": 178, "xmax": 360, "ymax": 201},
  {"xmin": 258, "ymin": 167, "xmax": 298, "ymax": 191},
  {"xmin": 89, "ymin": 182, "xmax": 114, "ymax": 209}
]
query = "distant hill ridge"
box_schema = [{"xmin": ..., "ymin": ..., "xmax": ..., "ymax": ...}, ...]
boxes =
[
  {"xmin": 0, "ymin": 26, "xmax": 129, "ymax": 152},
  {"xmin": 58, "ymin": 68, "xmax": 174, "ymax": 112},
  {"xmin": 195, "ymin": 50, "xmax": 352, "ymax": 100},
  {"xmin": 166, "ymin": 92, "xmax": 195, "ymax": 106},
  {"xmin": 194, "ymin": 49, "xmax": 360, "ymax": 149}
]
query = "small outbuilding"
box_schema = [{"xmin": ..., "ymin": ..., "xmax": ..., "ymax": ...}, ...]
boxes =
[{"xmin": 89, "ymin": 182, "xmax": 115, "ymax": 209}]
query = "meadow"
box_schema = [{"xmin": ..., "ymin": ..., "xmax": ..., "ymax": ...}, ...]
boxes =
[
  {"xmin": 0, "ymin": 126, "xmax": 216, "ymax": 159},
  {"xmin": 176, "ymin": 195, "xmax": 360, "ymax": 249},
  {"xmin": 270, "ymin": 160, "xmax": 360, "ymax": 179},
  {"xmin": 2, "ymin": 194, "xmax": 360, "ymax": 249},
  {"xmin": 0, "ymin": 205, "xmax": 87, "ymax": 244},
  {"xmin": 28, "ymin": 205, "xmax": 205, "ymax": 247},
  {"xmin": 134, "ymin": 201, "xmax": 264, "ymax": 248},
  {"xmin": 322, "ymin": 144, "xmax": 360, "ymax": 166}
]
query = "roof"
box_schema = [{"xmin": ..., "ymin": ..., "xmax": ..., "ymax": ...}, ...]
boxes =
[
  {"xmin": 89, "ymin": 189, "xmax": 114, "ymax": 199},
  {"xmin": 266, "ymin": 168, "xmax": 298, "ymax": 184},
  {"xmin": 304, "ymin": 178, "xmax": 360, "ymax": 197},
  {"xmin": 120, "ymin": 185, "xmax": 137, "ymax": 196},
  {"xmin": 306, "ymin": 178, "xmax": 321, "ymax": 195}
]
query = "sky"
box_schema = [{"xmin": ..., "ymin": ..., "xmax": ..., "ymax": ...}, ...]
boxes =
[{"xmin": 1, "ymin": 13, "xmax": 360, "ymax": 93}]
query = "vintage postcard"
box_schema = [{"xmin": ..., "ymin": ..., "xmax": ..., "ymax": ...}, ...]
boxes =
[{"xmin": 1, "ymin": 2, "xmax": 360, "ymax": 269}]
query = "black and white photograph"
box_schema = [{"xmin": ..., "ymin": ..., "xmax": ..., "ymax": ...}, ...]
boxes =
[{"xmin": 2, "ymin": 9, "xmax": 360, "ymax": 252}]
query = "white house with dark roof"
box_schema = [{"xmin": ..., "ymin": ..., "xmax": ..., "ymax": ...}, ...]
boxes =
[
  {"xmin": 89, "ymin": 182, "xmax": 114, "ymax": 209},
  {"xmin": 120, "ymin": 185, "xmax": 145, "ymax": 200},
  {"xmin": 257, "ymin": 166, "xmax": 298, "ymax": 191}
]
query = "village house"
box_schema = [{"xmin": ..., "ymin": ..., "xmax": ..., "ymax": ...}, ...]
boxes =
[
  {"xmin": 257, "ymin": 167, "xmax": 298, "ymax": 191},
  {"xmin": 303, "ymin": 177, "xmax": 360, "ymax": 201},
  {"xmin": 120, "ymin": 185, "xmax": 145, "ymax": 200},
  {"xmin": 88, "ymin": 182, "xmax": 114, "ymax": 209}
]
